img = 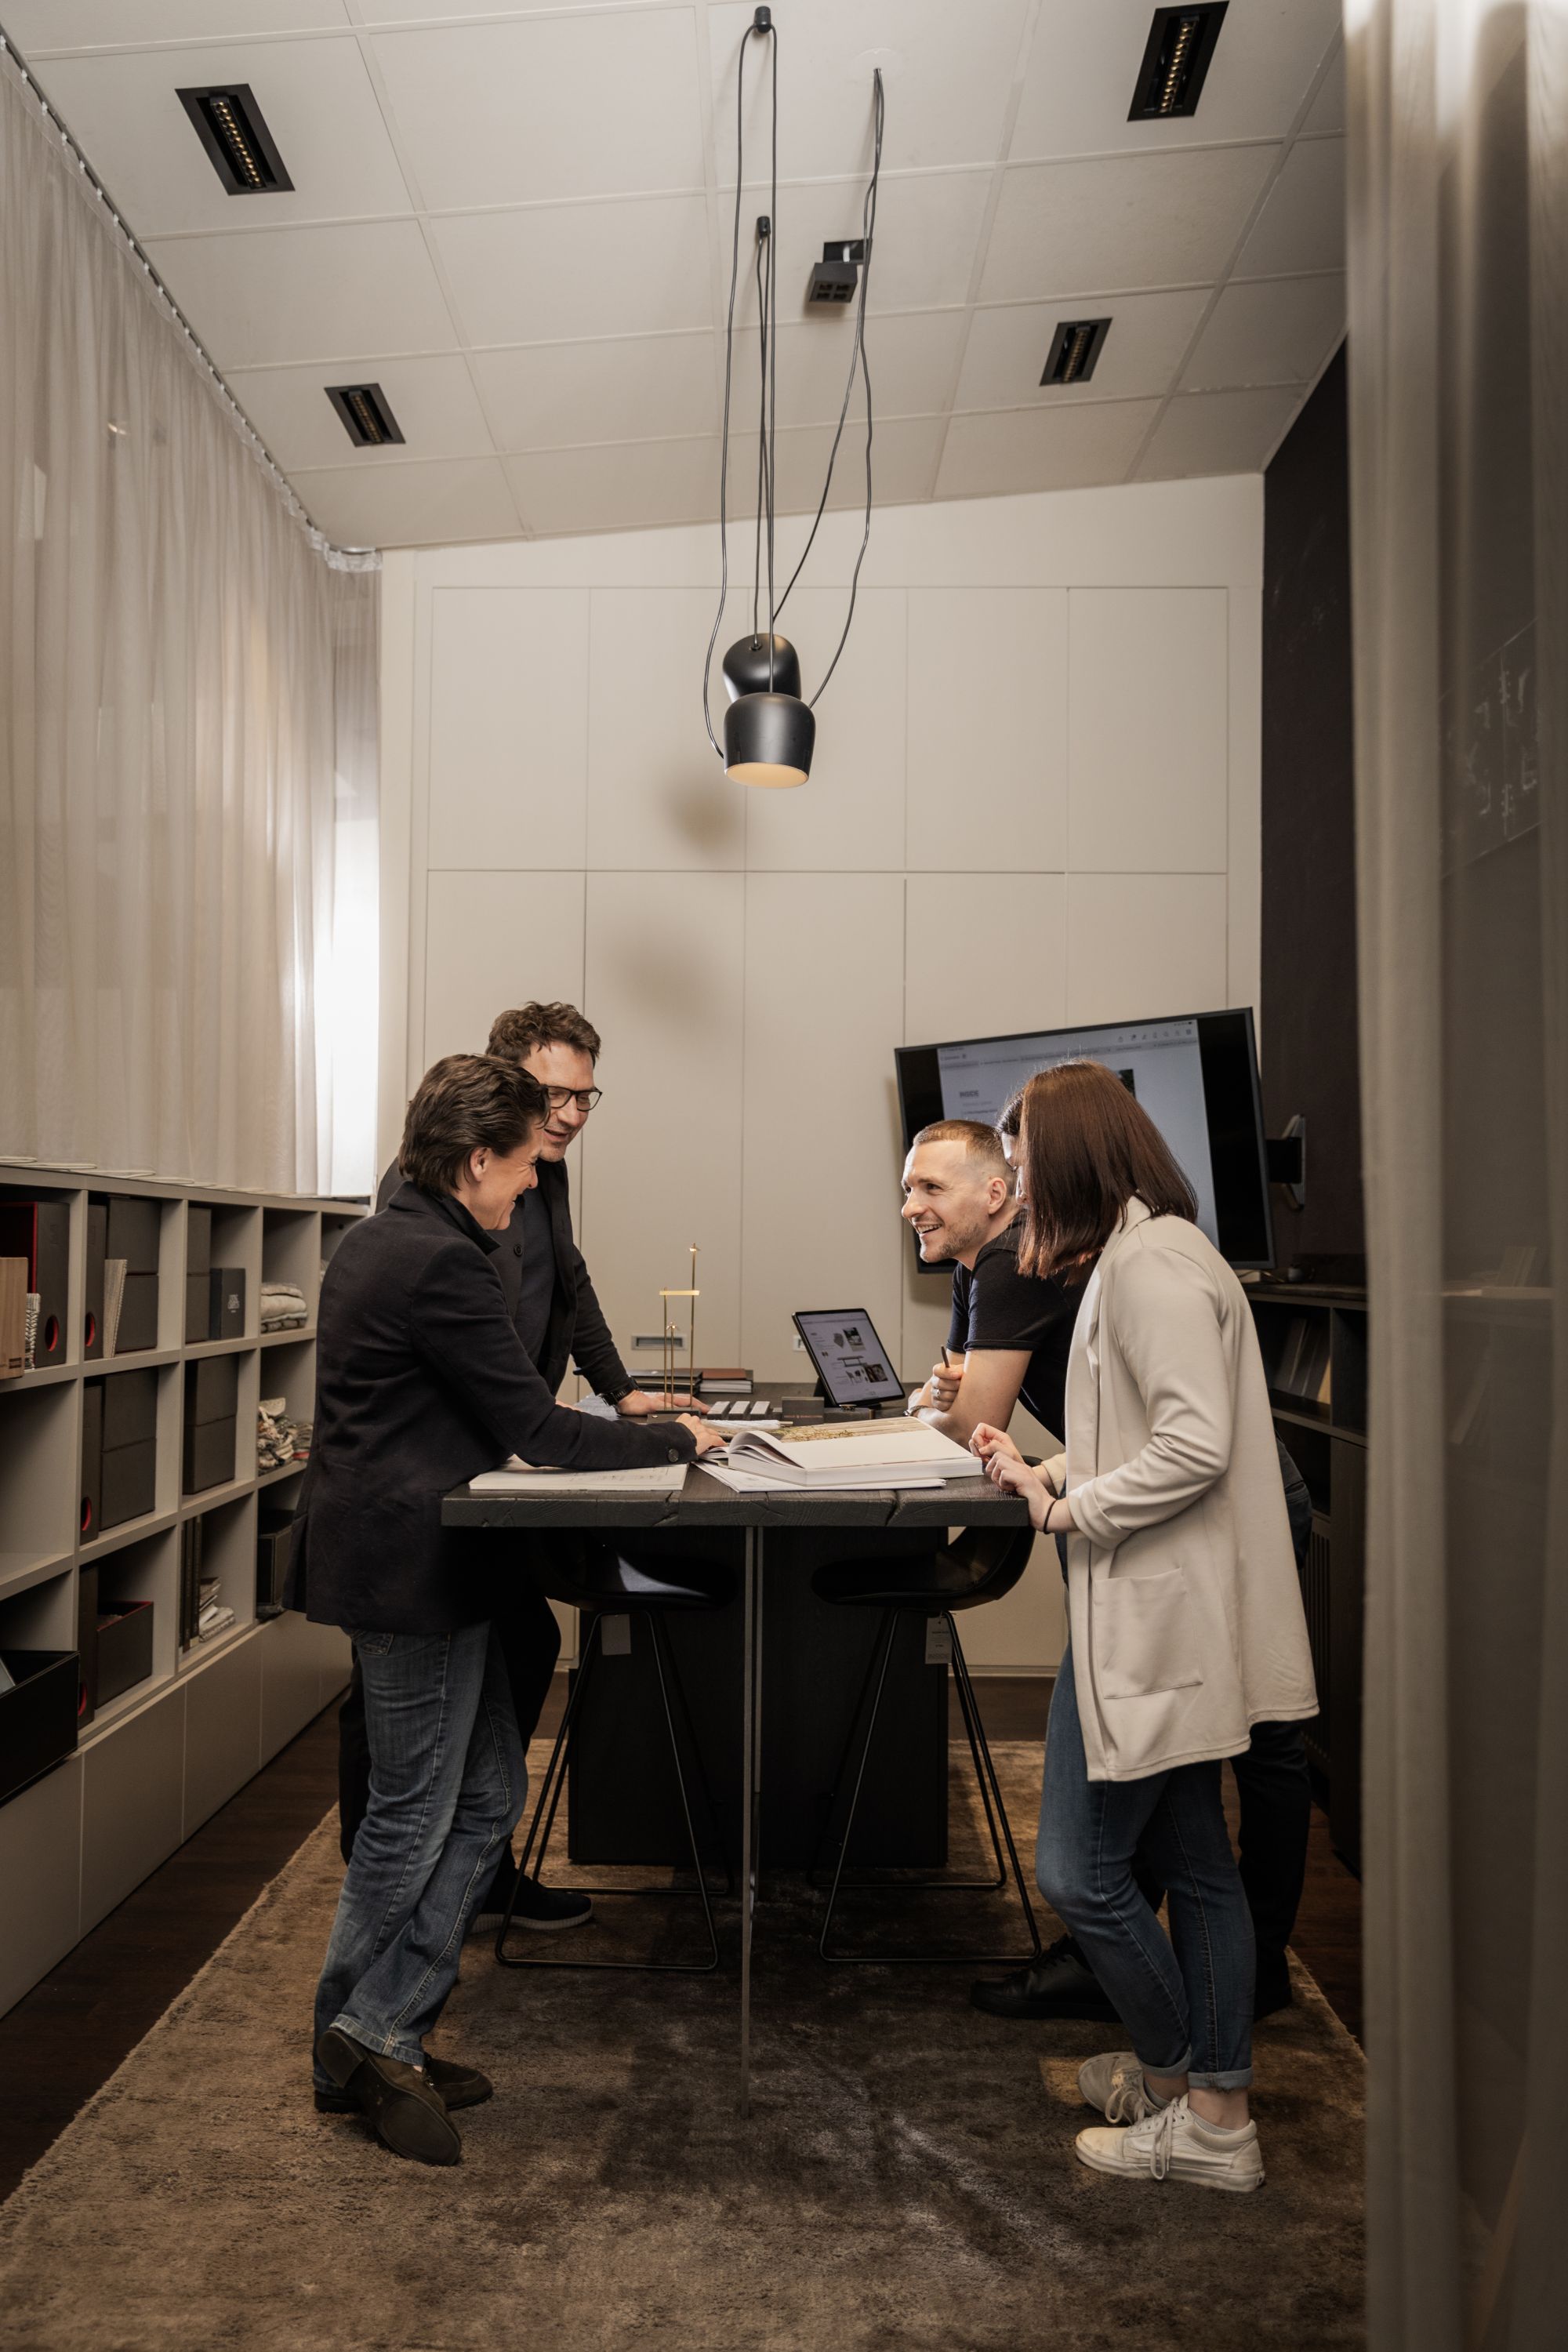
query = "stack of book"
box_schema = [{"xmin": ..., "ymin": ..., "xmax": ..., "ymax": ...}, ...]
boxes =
[
  {"xmin": 695, "ymin": 1367, "xmax": 753, "ymax": 1397},
  {"xmin": 705, "ymin": 1421, "xmax": 979, "ymax": 1495}
]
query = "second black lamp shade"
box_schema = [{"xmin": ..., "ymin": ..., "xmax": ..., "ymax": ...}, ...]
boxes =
[{"xmin": 721, "ymin": 633, "xmax": 815, "ymax": 788}]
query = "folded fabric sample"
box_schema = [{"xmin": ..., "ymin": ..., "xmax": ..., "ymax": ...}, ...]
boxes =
[{"xmin": 259, "ymin": 1280, "xmax": 309, "ymax": 1330}]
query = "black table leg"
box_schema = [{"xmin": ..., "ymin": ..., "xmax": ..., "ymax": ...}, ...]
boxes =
[{"xmin": 740, "ymin": 1525, "xmax": 762, "ymax": 2115}]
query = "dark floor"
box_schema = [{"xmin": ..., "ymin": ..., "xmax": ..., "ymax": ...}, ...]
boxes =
[{"xmin": 0, "ymin": 1674, "xmax": 1363, "ymax": 2205}]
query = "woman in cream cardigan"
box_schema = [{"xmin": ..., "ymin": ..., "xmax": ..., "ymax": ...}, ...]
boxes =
[{"xmin": 972, "ymin": 1060, "xmax": 1316, "ymax": 2196}]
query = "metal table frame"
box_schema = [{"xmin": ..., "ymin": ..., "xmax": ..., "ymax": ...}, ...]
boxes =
[{"xmin": 443, "ymin": 1469, "xmax": 1027, "ymax": 2115}]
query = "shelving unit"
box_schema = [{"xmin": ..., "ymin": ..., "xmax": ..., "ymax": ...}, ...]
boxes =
[
  {"xmin": 1249, "ymin": 1282, "xmax": 1368, "ymax": 1873},
  {"xmin": 0, "ymin": 1157, "xmax": 365, "ymax": 2017}
]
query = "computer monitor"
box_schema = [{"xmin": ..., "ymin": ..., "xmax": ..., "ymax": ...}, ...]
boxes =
[
  {"xmin": 895, "ymin": 1007, "xmax": 1275, "ymax": 1271},
  {"xmin": 792, "ymin": 1309, "xmax": 908, "ymax": 1408}
]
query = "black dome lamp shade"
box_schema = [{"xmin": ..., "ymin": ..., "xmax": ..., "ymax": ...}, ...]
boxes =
[
  {"xmin": 721, "ymin": 631, "xmax": 811, "ymax": 787},
  {"xmin": 701, "ymin": 12, "xmax": 883, "ymax": 791}
]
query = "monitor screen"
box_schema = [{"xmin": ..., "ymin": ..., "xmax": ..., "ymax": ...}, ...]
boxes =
[
  {"xmin": 895, "ymin": 1007, "xmax": 1274, "ymax": 1270},
  {"xmin": 792, "ymin": 1309, "xmax": 907, "ymax": 1407}
]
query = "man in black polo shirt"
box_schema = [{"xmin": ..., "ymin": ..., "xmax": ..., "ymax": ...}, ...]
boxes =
[
  {"xmin": 900, "ymin": 1119, "xmax": 1076, "ymax": 1448},
  {"xmin": 341, "ymin": 1000, "xmax": 706, "ymax": 1934}
]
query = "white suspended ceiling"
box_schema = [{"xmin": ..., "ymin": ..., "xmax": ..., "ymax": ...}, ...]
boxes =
[{"xmin": 4, "ymin": 0, "xmax": 1348, "ymax": 549}]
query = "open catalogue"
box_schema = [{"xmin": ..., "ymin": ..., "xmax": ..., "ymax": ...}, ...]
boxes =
[{"xmin": 708, "ymin": 1421, "xmax": 978, "ymax": 1492}]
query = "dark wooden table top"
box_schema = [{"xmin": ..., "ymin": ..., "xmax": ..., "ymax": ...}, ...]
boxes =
[{"xmin": 441, "ymin": 1465, "xmax": 1029, "ymax": 1534}]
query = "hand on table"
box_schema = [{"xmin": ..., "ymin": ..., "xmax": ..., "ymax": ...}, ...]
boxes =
[
  {"xmin": 680, "ymin": 1414, "xmax": 728, "ymax": 1457},
  {"xmin": 618, "ymin": 1388, "xmax": 710, "ymax": 1417}
]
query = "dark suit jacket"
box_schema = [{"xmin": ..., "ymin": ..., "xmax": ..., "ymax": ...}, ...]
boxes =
[
  {"xmin": 376, "ymin": 1153, "xmax": 630, "ymax": 1402},
  {"xmin": 286, "ymin": 1184, "xmax": 695, "ymax": 1635}
]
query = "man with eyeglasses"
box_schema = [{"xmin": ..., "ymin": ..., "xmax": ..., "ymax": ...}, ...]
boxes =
[{"xmin": 338, "ymin": 1000, "xmax": 706, "ymax": 1935}]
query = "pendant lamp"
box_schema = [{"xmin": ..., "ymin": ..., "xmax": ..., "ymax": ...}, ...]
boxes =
[{"xmin": 702, "ymin": 13, "xmax": 884, "ymax": 790}]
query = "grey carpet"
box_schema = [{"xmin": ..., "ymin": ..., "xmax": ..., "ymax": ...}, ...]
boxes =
[{"xmin": 0, "ymin": 1742, "xmax": 1364, "ymax": 2351}]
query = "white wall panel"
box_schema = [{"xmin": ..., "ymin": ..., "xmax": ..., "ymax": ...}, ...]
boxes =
[
  {"xmin": 742, "ymin": 875, "xmax": 906, "ymax": 1374},
  {"xmin": 579, "ymin": 872, "xmax": 746, "ymax": 1377},
  {"xmin": 742, "ymin": 590, "xmax": 907, "ymax": 873},
  {"xmin": 906, "ymin": 591, "xmax": 1067, "ymax": 871},
  {"xmin": 903, "ymin": 874, "xmax": 1067, "ymax": 1044},
  {"xmin": 423, "ymin": 872, "xmax": 585, "ymax": 1068},
  {"xmin": 587, "ymin": 590, "xmax": 744, "ymax": 873},
  {"xmin": 1065, "ymin": 873, "xmax": 1230, "ymax": 1023},
  {"xmin": 1067, "ymin": 588, "xmax": 1229, "ymax": 873},
  {"xmin": 427, "ymin": 589, "xmax": 588, "ymax": 871}
]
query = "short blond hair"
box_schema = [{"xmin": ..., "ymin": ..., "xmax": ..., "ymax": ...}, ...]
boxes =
[{"xmin": 909, "ymin": 1120, "xmax": 1008, "ymax": 1180}]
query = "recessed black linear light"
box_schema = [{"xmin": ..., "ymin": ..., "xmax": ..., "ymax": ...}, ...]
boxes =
[
  {"xmin": 1041, "ymin": 318, "xmax": 1112, "ymax": 387},
  {"xmin": 176, "ymin": 84, "xmax": 293, "ymax": 194},
  {"xmin": 1129, "ymin": 3, "xmax": 1229, "ymax": 121},
  {"xmin": 808, "ymin": 240, "xmax": 866, "ymax": 306},
  {"xmin": 325, "ymin": 383, "xmax": 405, "ymax": 448}
]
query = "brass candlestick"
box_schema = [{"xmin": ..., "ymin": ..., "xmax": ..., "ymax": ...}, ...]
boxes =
[{"xmin": 658, "ymin": 1244, "xmax": 700, "ymax": 1405}]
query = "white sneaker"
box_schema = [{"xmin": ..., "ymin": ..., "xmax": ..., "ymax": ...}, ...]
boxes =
[
  {"xmin": 1075, "ymin": 2094, "xmax": 1265, "ymax": 2194},
  {"xmin": 1077, "ymin": 2051, "xmax": 1167, "ymax": 2124}
]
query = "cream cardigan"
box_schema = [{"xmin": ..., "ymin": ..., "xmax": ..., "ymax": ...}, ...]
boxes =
[{"xmin": 1043, "ymin": 1200, "xmax": 1318, "ymax": 1783}]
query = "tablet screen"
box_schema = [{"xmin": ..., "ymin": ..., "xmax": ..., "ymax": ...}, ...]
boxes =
[{"xmin": 792, "ymin": 1310, "xmax": 906, "ymax": 1407}]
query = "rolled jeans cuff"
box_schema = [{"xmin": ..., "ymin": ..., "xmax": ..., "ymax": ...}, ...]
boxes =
[
  {"xmin": 1134, "ymin": 2041, "xmax": 1192, "ymax": 2080},
  {"xmin": 326, "ymin": 2013, "xmax": 427, "ymax": 2078},
  {"xmin": 1188, "ymin": 2065, "xmax": 1254, "ymax": 2091}
]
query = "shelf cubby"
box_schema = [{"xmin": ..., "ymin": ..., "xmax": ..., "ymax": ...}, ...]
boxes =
[{"xmin": 0, "ymin": 1381, "xmax": 79, "ymax": 1587}]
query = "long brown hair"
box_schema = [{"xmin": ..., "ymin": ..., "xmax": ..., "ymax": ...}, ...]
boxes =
[{"xmin": 998, "ymin": 1060, "xmax": 1198, "ymax": 1279}]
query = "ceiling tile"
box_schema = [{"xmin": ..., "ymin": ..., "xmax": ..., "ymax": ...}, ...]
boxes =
[
  {"xmin": 935, "ymin": 400, "xmax": 1160, "ymax": 499},
  {"xmin": 431, "ymin": 194, "xmax": 712, "ymax": 347},
  {"xmin": 730, "ymin": 172, "xmax": 994, "ymax": 317},
  {"xmin": 290, "ymin": 454, "xmax": 520, "ymax": 546},
  {"xmin": 732, "ymin": 310, "xmax": 968, "ymax": 430},
  {"xmin": 1301, "ymin": 42, "xmax": 1347, "ymax": 136},
  {"xmin": 143, "ymin": 219, "xmax": 458, "ymax": 368},
  {"xmin": 369, "ymin": 13, "xmax": 705, "ymax": 210},
  {"xmin": 506, "ymin": 437, "xmax": 721, "ymax": 537},
  {"xmin": 1011, "ymin": 0, "xmax": 1341, "ymax": 161},
  {"xmin": 710, "ymin": 0, "xmax": 1031, "ymax": 180},
  {"xmin": 1134, "ymin": 386, "xmax": 1305, "ymax": 479},
  {"xmin": 3, "ymin": 1, "xmax": 348, "ymax": 45},
  {"xmin": 1181, "ymin": 274, "xmax": 1344, "ymax": 391},
  {"xmin": 982, "ymin": 146, "xmax": 1280, "ymax": 303},
  {"xmin": 955, "ymin": 287, "xmax": 1212, "ymax": 411},
  {"xmin": 31, "ymin": 38, "xmax": 412, "ymax": 237},
  {"xmin": 734, "ymin": 415, "xmax": 948, "ymax": 513},
  {"xmin": 1232, "ymin": 138, "xmax": 1345, "ymax": 277},
  {"xmin": 226, "ymin": 354, "xmax": 494, "ymax": 466},
  {"xmin": 474, "ymin": 334, "xmax": 718, "ymax": 452}
]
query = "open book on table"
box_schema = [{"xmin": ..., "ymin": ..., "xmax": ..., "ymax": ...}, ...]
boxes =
[{"xmin": 715, "ymin": 1421, "xmax": 978, "ymax": 1490}]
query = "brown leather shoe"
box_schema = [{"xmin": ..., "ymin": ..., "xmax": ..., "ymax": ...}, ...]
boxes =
[
  {"xmin": 314, "ymin": 2029, "xmax": 463, "ymax": 2165},
  {"xmin": 314, "ymin": 2052, "xmax": 492, "ymax": 2116}
]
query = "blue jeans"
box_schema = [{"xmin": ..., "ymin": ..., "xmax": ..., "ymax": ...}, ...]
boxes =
[
  {"xmin": 312, "ymin": 1621, "xmax": 526, "ymax": 2087},
  {"xmin": 1036, "ymin": 1645, "xmax": 1254, "ymax": 2089}
]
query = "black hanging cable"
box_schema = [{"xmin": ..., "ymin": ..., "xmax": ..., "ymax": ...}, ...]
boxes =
[
  {"xmin": 701, "ymin": 20, "xmax": 758, "ymax": 760},
  {"xmin": 764, "ymin": 23, "xmax": 779, "ymax": 694},
  {"xmin": 776, "ymin": 65, "xmax": 884, "ymax": 631},
  {"xmin": 752, "ymin": 230, "xmax": 768, "ymax": 633}
]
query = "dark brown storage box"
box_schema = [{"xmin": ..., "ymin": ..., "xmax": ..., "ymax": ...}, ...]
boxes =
[
  {"xmin": 0, "ymin": 1650, "xmax": 78, "ymax": 1807},
  {"xmin": 96, "ymin": 1601, "xmax": 154, "ymax": 1707}
]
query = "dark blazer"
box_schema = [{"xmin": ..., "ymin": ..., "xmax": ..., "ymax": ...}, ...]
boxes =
[
  {"xmin": 287, "ymin": 1184, "xmax": 695, "ymax": 1635},
  {"xmin": 376, "ymin": 1153, "xmax": 630, "ymax": 1402}
]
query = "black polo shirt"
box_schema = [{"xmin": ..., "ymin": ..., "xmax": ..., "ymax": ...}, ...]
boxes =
[{"xmin": 946, "ymin": 1220, "xmax": 1077, "ymax": 1443}]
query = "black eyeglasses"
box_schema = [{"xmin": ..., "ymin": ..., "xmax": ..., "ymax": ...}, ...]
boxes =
[{"xmin": 543, "ymin": 1084, "xmax": 602, "ymax": 1114}]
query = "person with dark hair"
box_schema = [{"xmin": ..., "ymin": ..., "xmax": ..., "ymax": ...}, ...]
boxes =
[
  {"xmin": 900, "ymin": 1117, "xmax": 1076, "ymax": 1450},
  {"xmin": 338, "ymin": 999, "xmax": 706, "ymax": 1940},
  {"xmin": 292, "ymin": 1054, "xmax": 722, "ymax": 2165},
  {"xmin": 968, "ymin": 1059, "xmax": 1316, "ymax": 2194}
]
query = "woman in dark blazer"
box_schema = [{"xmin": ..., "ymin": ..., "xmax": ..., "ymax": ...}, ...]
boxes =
[{"xmin": 296, "ymin": 1053, "xmax": 719, "ymax": 2165}]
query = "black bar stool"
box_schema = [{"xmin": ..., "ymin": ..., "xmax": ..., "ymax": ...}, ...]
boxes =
[
  {"xmin": 496, "ymin": 1539, "xmax": 735, "ymax": 1975},
  {"xmin": 810, "ymin": 1524, "xmax": 1044, "ymax": 1966}
]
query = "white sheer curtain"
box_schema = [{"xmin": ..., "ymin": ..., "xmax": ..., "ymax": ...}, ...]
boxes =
[
  {"xmin": 1347, "ymin": 2, "xmax": 1567, "ymax": 2347},
  {"xmin": 0, "ymin": 49, "xmax": 379, "ymax": 1197}
]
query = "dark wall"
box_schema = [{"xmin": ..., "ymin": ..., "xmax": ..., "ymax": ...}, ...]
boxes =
[{"xmin": 1261, "ymin": 344, "xmax": 1363, "ymax": 1272}]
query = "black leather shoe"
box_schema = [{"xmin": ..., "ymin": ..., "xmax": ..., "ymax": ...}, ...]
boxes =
[
  {"xmin": 314, "ymin": 2029, "xmax": 463, "ymax": 2165},
  {"xmin": 315, "ymin": 2053, "xmax": 492, "ymax": 2115},
  {"xmin": 970, "ymin": 1935, "xmax": 1120, "ymax": 2022},
  {"xmin": 472, "ymin": 1861, "xmax": 593, "ymax": 1938}
]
